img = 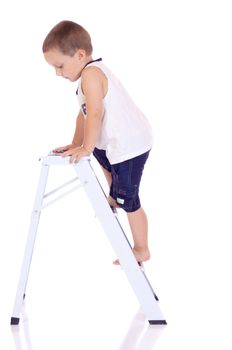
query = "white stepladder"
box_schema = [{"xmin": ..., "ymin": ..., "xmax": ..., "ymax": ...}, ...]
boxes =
[{"xmin": 10, "ymin": 154, "xmax": 167, "ymax": 326}]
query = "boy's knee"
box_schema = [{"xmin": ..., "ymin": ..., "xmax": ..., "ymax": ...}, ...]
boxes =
[{"xmin": 111, "ymin": 184, "xmax": 141, "ymax": 213}]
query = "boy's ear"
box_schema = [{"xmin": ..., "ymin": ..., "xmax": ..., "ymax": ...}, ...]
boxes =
[{"xmin": 74, "ymin": 49, "xmax": 86, "ymax": 60}]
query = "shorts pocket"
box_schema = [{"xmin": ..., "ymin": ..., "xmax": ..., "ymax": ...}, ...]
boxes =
[{"xmin": 115, "ymin": 184, "xmax": 139, "ymax": 208}]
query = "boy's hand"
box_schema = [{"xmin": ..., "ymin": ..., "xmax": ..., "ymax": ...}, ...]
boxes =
[
  {"xmin": 52, "ymin": 144, "xmax": 76, "ymax": 154},
  {"xmin": 61, "ymin": 146, "xmax": 90, "ymax": 163}
]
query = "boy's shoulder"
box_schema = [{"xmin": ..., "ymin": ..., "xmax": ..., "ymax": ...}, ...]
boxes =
[
  {"xmin": 81, "ymin": 65, "xmax": 105, "ymax": 80},
  {"xmin": 81, "ymin": 65, "xmax": 107, "ymax": 96},
  {"xmin": 81, "ymin": 64, "xmax": 107, "ymax": 89}
]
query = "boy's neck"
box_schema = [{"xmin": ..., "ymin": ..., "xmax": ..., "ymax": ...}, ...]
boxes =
[
  {"xmin": 83, "ymin": 57, "xmax": 103, "ymax": 69},
  {"xmin": 83, "ymin": 56, "xmax": 93, "ymax": 67},
  {"xmin": 80, "ymin": 56, "xmax": 102, "ymax": 78}
]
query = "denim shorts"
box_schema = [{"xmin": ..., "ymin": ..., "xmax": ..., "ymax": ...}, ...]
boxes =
[{"xmin": 93, "ymin": 148, "xmax": 150, "ymax": 212}]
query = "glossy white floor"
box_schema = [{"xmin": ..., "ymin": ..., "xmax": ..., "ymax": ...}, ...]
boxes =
[{"xmin": 1, "ymin": 1, "xmax": 232, "ymax": 348}]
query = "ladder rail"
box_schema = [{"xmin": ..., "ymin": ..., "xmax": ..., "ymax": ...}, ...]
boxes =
[
  {"xmin": 11, "ymin": 162, "xmax": 49, "ymax": 324},
  {"xmin": 73, "ymin": 159, "xmax": 166, "ymax": 323}
]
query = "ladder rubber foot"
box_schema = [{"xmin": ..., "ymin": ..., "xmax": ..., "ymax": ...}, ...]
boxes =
[
  {"xmin": 149, "ymin": 320, "xmax": 167, "ymax": 325},
  {"xmin": 11, "ymin": 317, "xmax": 20, "ymax": 325},
  {"xmin": 154, "ymin": 293, "xmax": 159, "ymax": 301}
]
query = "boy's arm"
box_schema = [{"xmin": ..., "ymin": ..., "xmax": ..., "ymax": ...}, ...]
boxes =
[
  {"xmin": 52, "ymin": 109, "xmax": 85, "ymax": 153},
  {"xmin": 72, "ymin": 109, "xmax": 85, "ymax": 146},
  {"xmin": 62, "ymin": 67, "xmax": 104, "ymax": 162},
  {"xmin": 82, "ymin": 67, "xmax": 104, "ymax": 153}
]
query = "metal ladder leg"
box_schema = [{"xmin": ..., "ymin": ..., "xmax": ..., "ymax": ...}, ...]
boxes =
[
  {"xmin": 11, "ymin": 160, "xmax": 49, "ymax": 325},
  {"xmin": 73, "ymin": 160, "xmax": 167, "ymax": 324}
]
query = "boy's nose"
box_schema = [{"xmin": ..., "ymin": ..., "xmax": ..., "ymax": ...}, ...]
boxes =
[{"xmin": 55, "ymin": 68, "xmax": 62, "ymax": 76}]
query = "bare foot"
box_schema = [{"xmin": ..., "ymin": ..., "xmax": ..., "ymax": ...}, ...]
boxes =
[{"xmin": 113, "ymin": 248, "xmax": 150, "ymax": 265}]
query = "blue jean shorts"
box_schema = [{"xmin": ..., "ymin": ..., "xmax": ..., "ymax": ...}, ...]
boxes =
[{"xmin": 93, "ymin": 148, "xmax": 150, "ymax": 212}]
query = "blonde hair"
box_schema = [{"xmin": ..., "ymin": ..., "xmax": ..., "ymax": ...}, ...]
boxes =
[{"xmin": 42, "ymin": 20, "xmax": 93, "ymax": 56}]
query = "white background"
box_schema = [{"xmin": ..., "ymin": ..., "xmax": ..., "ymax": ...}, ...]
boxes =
[{"xmin": 0, "ymin": 0, "xmax": 232, "ymax": 349}]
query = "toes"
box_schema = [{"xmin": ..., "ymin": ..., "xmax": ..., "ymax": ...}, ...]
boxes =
[{"xmin": 113, "ymin": 259, "xmax": 120, "ymax": 265}]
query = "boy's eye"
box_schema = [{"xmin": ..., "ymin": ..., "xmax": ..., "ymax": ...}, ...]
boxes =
[{"xmin": 56, "ymin": 65, "xmax": 63, "ymax": 69}]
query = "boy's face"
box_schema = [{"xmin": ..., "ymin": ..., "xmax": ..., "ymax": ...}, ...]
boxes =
[{"xmin": 44, "ymin": 48, "xmax": 86, "ymax": 82}]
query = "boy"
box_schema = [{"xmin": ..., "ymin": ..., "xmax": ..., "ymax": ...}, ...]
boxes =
[{"xmin": 43, "ymin": 20, "xmax": 153, "ymax": 265}]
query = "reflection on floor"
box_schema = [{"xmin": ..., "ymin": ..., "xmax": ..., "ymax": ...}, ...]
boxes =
[{"xmin": 11, "ymin": 304, "xmax": 166, "ymax": 350}]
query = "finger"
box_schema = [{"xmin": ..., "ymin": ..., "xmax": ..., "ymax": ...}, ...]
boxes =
[
  {"xmin": 53, "ymin": 146, "xmax": 65, "ymax": 152},
  {"xmin": 70, "ymin": 154, "xmax": 78, "ymax": 163},
  {"xmin": 54, "ymin": 150, "xmax": 64, "ymax": 154},
  {"xmin": 62, "ymin": 147, "xmax": 79, "ymax": 157},
  {"xmin": 54, "ymin": 145, "xmax": 70, "ymax": 153},
  {"xmin": 61, "ymin": 150, "xmax": 72, "ymax": 157},
  {"xmin": 74, "ymin": 153, "xmax": 82, "ymax": 163}
]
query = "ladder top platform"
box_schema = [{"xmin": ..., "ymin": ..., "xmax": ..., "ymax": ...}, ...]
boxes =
[{"xmin": 40, "ymin": 154, "xmax": 90, "ymax": 166}]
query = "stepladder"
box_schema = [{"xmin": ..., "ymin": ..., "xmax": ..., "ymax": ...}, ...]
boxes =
[{"xmin": 11, "ymin": 153, "xmax": 167, "ymax": 325}]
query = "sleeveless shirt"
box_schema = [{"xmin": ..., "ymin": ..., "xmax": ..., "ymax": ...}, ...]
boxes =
[{"xmin": 76, "ymin": 60, "xmax": 153, "ymax": 164}]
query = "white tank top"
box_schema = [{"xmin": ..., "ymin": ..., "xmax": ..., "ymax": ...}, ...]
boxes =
[{"xmin": 76, "ymin": 59, "xmax": 153, "ymax": 164}]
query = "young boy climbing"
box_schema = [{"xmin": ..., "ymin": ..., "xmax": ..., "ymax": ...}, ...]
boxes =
[{"xmin": 43, "ymin": 20, "xmax": 153, "ymax": 265}]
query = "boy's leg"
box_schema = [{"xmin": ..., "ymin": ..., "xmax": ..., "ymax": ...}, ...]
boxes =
[
  {"xmin": 127, "ymin": 207, "xmax": 150, "ymax": 261},
  {"xmin": 100, "ymin": 166, "xmax": 118, "ymax": 207},
  {"xmin": 93, "ymin": 148, "xmax": 151, "ymax": 264},
  {"xmin": 111, "ymin": 151, "xmax": 151, "ymax": 264},
  {"xmin": 92, "ymin": 148, "xmax": 118, "ymax": 207},
  {"xmin": 113, "ymin": 207, "xmax": 150, "ymax": 264},
  {"xmin": 100, "ymin": 166, "xmax": 112, "ymax": 187}
]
